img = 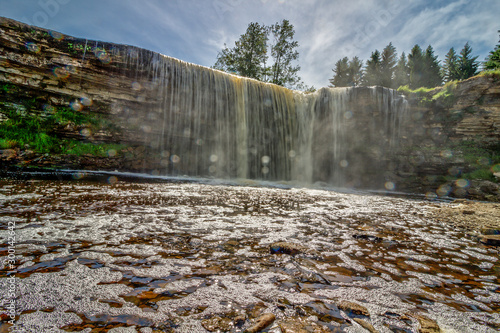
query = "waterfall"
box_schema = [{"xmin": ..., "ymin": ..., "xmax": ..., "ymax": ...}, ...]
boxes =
[{"xmin": 110, "ymin": 48, "xmax": 408, "ymax": 188}]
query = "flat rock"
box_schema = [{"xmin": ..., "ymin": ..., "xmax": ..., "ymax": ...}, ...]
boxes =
[
  {"xmin": 245, "ymin": 313, "xmax": 275, "ymax": 333},
  {"xmin": 337, "ymin": 301, "xmax": 370, "ymax": 317},
  {"xmin": 480, "ymin": 235, "xmax": 500, "ymax": 246},
  {"xmin": 270, "ymin": 242, "xmax": 309, "ymax": 255},
  {"xmin": 353, "ymin": 318, "xmax": 378, "ymax": 333},
  {"xmin": 414, "ymin": 314, "xmax": 441, "ymax": 333},
  {"xmin": 201, "ymin": 315, "xmax": 233, "ymax": 332}
]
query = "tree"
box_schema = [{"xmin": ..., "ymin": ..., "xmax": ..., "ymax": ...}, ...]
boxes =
[
  {"xmin": 408, "ymin": 44, "xmax": 425, "ymax": 88},
  {"xmin": 442, "ymin": 47, "xmax": 460, "ymax": 82},
  {"xmin": 348, "ymin": 56, "xmax": 364, "ymax": 87},
  {"xmin": 329, "ymin": 56, "xmax": 363, "ymax": 87},
  {"xmin": 422, "ymin": 45, "xmax": 442, "ymax": 87},
  {"xmin": 393, "ymin": 52, "xmax": 410, "ymax": 88},
  {"xmin": 364, "ymin": 50, "xmax": 382, "ymax": 86},
  {"xmin": 269, "ymin": 19, "xmax": 301, "ymax": 88},
  {"xmin": 456, "ymin": 42, "xmax": 479, "ymax": 80},
  {"xmin": 380, "ymin": 42, "xmax": 397, "ymax": 88},
  {"xmin": 330, "ymin": 57, "xmax": 350, "ymax": 87},
  {"xmin": 213, "ymin": 22, "xmax": 269, "ymax": 80},
  {"xmin": 484, "ymin": 30, "xmax": 500, "ymax": 70}
]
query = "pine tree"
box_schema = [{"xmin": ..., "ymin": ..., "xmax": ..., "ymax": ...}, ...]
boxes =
[
  {"xmin": 422, "ymin": 45, "xmax": 442, "ymax": 87},
  {"xmin": 408, "ymin": 44, "xmax": 425, "ymax": 88},
  {"xmin": 213, "ymin": 22, "xmax": 269, "ymax": 80},
  {"xmin": 393, "ymin": 52, "xmax": 410, "ymax": 88},
  {"xmin": 348, "ymin": 56, "xmax": 364, "ymax": 87},
  {"xmin": 457, "ymin": 42, "xmax": 479, "ymax": 80},
  {"xmin": 442, "ymin": 48, "xmax": 460, "ymax": 82},
  {"xmin": 330, "ymin": 57, "xmax": 350, "ymax": 87},
  {"xmin": 380, "ymin": 42, "xmax": 397, "ymax": 88},
  {"xmin": 484, "ymin": 30, "xmax": 500, "ymax": 70},
  {"xmin": 330, "ymin": 56, "xmax": 364, "ymax": 87},
  {"xmin": 269, "ymin": 19, "xmax": 301, "ymax": 88},
  {"xmin": 364, "ymin": 50, "xmax": 382, "ymax": 86}
]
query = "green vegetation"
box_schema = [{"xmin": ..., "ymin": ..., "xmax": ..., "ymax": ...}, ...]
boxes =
[
  {"xmin": 484, "ymin": 30, "xmax": 500, "ymax": 70},
  {"xmin": 455, "ymin": 140, "xmax": 500, "ymax": 182},
  {"xmin": 213, "ymin": 20, "xmax": 311, "ymax": 90},
  {"xmin": 330, "ymin": 40, "xmax": 481, "ymax": 89},
  {"xmin": 0, "ymin": 82, "xmax": 126, "ymax": 157}
]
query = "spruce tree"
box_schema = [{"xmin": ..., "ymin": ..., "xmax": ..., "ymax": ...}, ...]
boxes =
[
  {"xmin": 442, "ymin": 48, "xmax": 460, "ymax": 82},
  {"xmin": 364, "ymin": 50, "xmax": 382, "ymax": 86},
  {"xmin": 348, "ymin": 56, "xmax": 364, "ymax": 87},
  {"xmin": 408, "ymin": 44, "xmax": 425, "ymax": 88},
  {"xmin": 457, "ymin": 42, "xmax": 479, "ymax": 80},
  {"xmin": 380, "ymin": 42, "xmax": 397, "ymax": 88},
  {"xmin": 422, "ymin": 45, "xmax": 442, "ymax": 87},
  {"xmin": 393, "ymin": 52, "xmax": 410, "ymax": 88},
  {"xmin": 330, "ymin": 57, "xmax": 350, "ymax": 87},
  {"xmin": 484, "ymin": 30, "xmax": 500, "ymax": 70}
]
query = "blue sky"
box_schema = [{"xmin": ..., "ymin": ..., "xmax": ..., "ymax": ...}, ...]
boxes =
[{"xmin": 1, "ymin": 0, "xmax": 499, "ymax": 88}]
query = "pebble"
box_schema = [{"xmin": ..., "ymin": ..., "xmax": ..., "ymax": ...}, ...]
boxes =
[
  {"xmin": 337, "ymin": 301, "xmax": 370, "ymax": 317},
  {"xmin": 480, "ymin": 235, "xmax": 500, "ymax": 246}
]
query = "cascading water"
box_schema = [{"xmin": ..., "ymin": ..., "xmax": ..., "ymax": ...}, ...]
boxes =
[{"xmin": 110, "ymin": 48, "xmax": 408, "ymax": 188}]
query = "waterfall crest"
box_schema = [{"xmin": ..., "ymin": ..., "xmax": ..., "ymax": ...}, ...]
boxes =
[{"xmin": 116, "ymin": 50, "xmax": 408, "ymax": 188}]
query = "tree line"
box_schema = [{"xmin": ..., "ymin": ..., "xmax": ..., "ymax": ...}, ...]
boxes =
[
  {"xmin": 213, "ymin": 20, "xmax": 310, "ymax": 90},
  {"xmin": 331, "ymin": 30, "xmax": 500, "ymax": 89},
  {"xmin": 214, "ymin": 22, "xmax": 500, "ymax": 91}
]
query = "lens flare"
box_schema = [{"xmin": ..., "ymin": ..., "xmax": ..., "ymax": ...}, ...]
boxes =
[
  {"xmin": 425, "ymin": 192, "xmax": 438, "ymax": 200},
  {"xmin": 440, "ymin": 150, "xmax": 453, "ymax": 158},
  {"xmin": 288, "ymin": 150, "xmax": 296, "ymax": 158},
  {"xmin": 53, "ymin": 66, "xmax": 70, "ymax": 79},
  {"xmin": 107, "ymin": 149, "xmax": 117, "ymax": 157},
  {"xmin": 385, "ymin": 182, "xmax": 395, "ymax": 191},
  {"xmin": 455, "ymin": 179, "xmax": 469, "ymax": 188},
  {"xmin": 70, "ymin": 101, "xmax": 83, "ymax": 111},
  {"xmin": 210, "ymin": 154, "xmax": 218, "ymax": 163},
  {"xmin": 80, "ymin": 128, "xmax": 91, "ymax": 137},
  {"xmin": 25, "ymin": 42, "xmax": 41, "ymax": 53},
  {"xmin": 261, "ymin": 156, "xmax": 271, "ymax": 164},
  {"xmin": 171, "ymin": 155, "xmax": 180, "ymax": 163},
  {"xmin": 80, "ymin": 96, "xmax": 93, "ymax": 106},
  {"xmin": 262, "ymin": 166, "xmax": 270, "ymax": 174},
  {"xmin": 131, "ymin": 82, "xmax": 142, "ymax": 91},
  {"xmin": 49, "ymin": 30, "xmax": 64, "ymax": 40},
  {"xmin": 436, "ymin": 184, "xmax": 452, "ymax": 197},
  {"xmin": 107, "ymin": 176, "xmax": 118, "ymax": 184},
  {"xmin": 340, "ymin": 160, "xmax": 349, "ymax": 168}
]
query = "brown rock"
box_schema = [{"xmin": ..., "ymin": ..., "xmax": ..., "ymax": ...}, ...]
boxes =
[
  {"xmin": 414, "ymin": 314, "xmax": 441, "ymax": 333},
  {"xmin": 245, "ymin": 313, "xmax": 275, "ymax": 333},
  {"xmin": 279, "ymin": 320, "xmax": 331, "ymax": 333},
  {"xmin": 201, "ymin": 315, "xmax": 233, "ymax": 332},
  {"xmin": 338, "ymin": 301, "xmax": 370, "ymax": 317},
  {"xmin": 270, "ymin": 242, "xmax": 308, "ymax": 255},
  {"xmin": 480, "ymin": 235, "xmax": 500, "ymax": 246},
  {"xmin": 353, "ymin": 318, "xmax": 378, "ymax": 333},
  {"xmin": 0, "ymin": 149, "xmax": 17, "ymax": 160}
]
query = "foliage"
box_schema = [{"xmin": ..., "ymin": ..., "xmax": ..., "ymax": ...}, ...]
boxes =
[
  {"xmin": 484, "ymin": 30, "xmax": 500, "ymax": 70},
  {"xmin": 269, "ymin": 19, "xmax": 301, "ymax": 88},
  {"xmin": 329, "ymin": 56, "xmax": 363, "ymax": 87},
  {"xmin": 380, "ymin": 42, "xmax": 397, "ymax": 88},
  {"xmin": 442, "ymin": 47, "xmax": 460, "ymax": 82},
  {"xmin": 422, "ymin": 45, "xmax": 443, "ymax": 87},
  {"xmin": 63, "ymin": 141, "xmax": 126, "ymax": 157},
  {"xmin": 363, "ymin": 50, "xmax": 382, "ymax": 86},
  {"xmin": 477, "ymin": 69, "xmax": 500, "ymax": 79},
  {"xmin": 393, "ymin": 52, "xmax": 410, "ymax": 88},
  {"xmin": 408, "ymin": 44, "xmax": 425, "ymax": 89},
  {"xmin": 213, "ymin": 22, "xmax": 269, "ymax": 81},
  {"xmin": 457, "ymin": 42, "xmax": 479, "ymax": 80},
  {"xmin": 214, "ymin": 20, "xmax": 303, "ymax": 88}
]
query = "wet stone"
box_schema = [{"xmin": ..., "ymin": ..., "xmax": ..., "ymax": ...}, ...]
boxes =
[
  {"xmin": 245, "ymin": 313, "xmax": 276, "ymax": 333},
  {"xmin": 412, "ymin": 314, "xmax": 441, "ymax": 333},
  {"xmin": 353, "ymin": 318, "xmax": 378, "ymax": 333},
  {"xmin": 337, "ymin": 301, "xmax": 370, "ymax": 318},
  {"xmin": 201, "ymin": 315, "xmax": 234, "ymax": 332},
  {"xmin": 270, "ymin": 242, "xmax": 309, "ymax": 255},
  {"xmin": 279, "ymin": 319, "xmax": 333, "ymax": 333},
  {"xmin": 480, "ymin": 235, "xmax": 500, "ymax": 246}
]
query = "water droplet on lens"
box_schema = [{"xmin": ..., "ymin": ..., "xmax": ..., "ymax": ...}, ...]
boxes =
[
  {"xmin": 210, "ymin": 154, "xmax": 218, "ymax": 163},
  {"xmin": 261, "ymin": 156, "xmax": 270, "ymax": 164}
]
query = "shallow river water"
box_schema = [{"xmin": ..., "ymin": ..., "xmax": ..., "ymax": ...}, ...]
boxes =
[{"xmin": 0, "ymin": 178, "xmax": 499, "ymax": 333}]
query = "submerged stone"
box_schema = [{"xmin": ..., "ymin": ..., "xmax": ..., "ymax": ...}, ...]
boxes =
[
  {"xmin": 245, "ymin": 313, "xmax": 276, "ymax": 333},
  {"xmin": 201, "ymin": 315, "xmax": 234, "ymax": 332},
  {"xmin": 270, "ymin": 242, "xmax": 309, "ymax": 255},
  {"xmin": 353, "ymin": 318, "xmax": 378, "ymax": 333}
]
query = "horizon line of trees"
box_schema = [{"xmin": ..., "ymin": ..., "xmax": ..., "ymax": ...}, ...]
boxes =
[{"xmin": 331, "ymin": 30, "xmax": 500, "ymax": 89}]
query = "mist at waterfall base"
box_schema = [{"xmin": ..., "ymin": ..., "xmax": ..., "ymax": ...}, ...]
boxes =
[{"xmin": 100, "ymin": 46, "xmax": 408, "ymax": 192}]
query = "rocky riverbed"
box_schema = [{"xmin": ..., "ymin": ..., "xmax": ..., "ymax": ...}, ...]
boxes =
[{"xmin": 0, "ymin": 177, "xmax": 499, "ymax": 332}]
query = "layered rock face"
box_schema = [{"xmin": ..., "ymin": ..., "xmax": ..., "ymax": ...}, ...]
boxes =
[{"xmin": 0, "ymin": 17, "xmax": 499, "ymax": 199}]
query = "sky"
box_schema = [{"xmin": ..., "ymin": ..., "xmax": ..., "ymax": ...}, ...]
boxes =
[{"xmin": 1, "ymin": 0, "xmax": 499, "ymax": 88}]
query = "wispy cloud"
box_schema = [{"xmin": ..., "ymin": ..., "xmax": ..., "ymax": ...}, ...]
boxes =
[{"xmin": 1, "ymin": 0, "xmax": 498, "ymax": 88}]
